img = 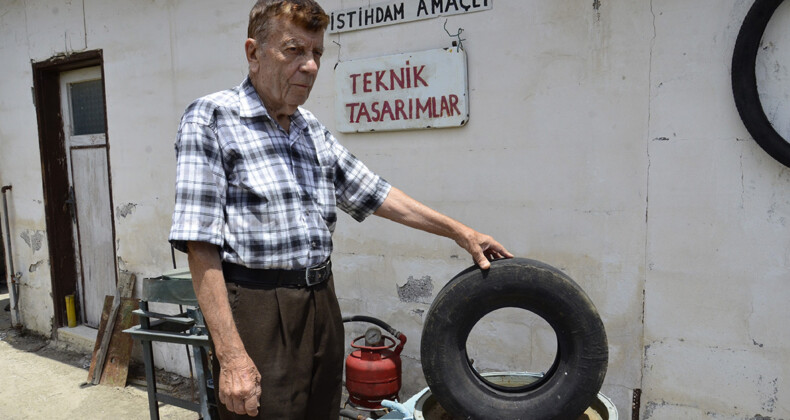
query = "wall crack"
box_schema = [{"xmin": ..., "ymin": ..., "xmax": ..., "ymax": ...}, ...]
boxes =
[{"xmin": 640, "ymin": 0, "xmax": 658, "ymax": 414}]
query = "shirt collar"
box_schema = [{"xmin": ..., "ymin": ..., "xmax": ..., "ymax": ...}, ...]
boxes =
[
  {"xmin": 238, "ymin": 76, "xmax": 308, "ymax": 132},
  {"xmin": 239, "ymin": 76, "xmax": 268, "ymax": 119}
]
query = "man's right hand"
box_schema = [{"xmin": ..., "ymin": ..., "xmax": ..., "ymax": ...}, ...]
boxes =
[
  {"xmin": 218, "ymin": 353, "xmax": 262, "ymax": 416},
  {"xmin": 187, "ymin": 241, "xmax": 262, "ymax": 416}
]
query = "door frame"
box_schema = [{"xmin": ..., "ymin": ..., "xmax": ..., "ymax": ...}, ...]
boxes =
[{"xmin": 32, "ymin": 50, "xmax": 117, "ymax": 331}]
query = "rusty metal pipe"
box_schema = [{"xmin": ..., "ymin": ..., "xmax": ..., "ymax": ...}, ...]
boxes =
[
  {"xmin": 1, "ymin": 185, "xmax": 21, "ymax": 326},
  {"xmin": 338, "ymin": 408, "xmax": 372, "ymax": 420}
]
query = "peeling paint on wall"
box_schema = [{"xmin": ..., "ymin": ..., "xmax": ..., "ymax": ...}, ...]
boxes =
[
  {"xmin": 758, "ymin": 376, "xmax": 779, "ymax": 413},
  {"xmin": 593, "ymin": 0, "xmax": 602, "ymax": 22},
  {"xmin": 28, "ymin": 260, "xmax": 45, "ymax": 273},
  {"xmin": 642, "ymin": 399, "xmax": 662, "ymax": 418},
  {"xmin": 116, "ymin": 203, "xmax": 137, "ymax": 218},
  {"xmin": 20, "ymin": 230, "xmax": 44, "ymax": 252},
  {"xmin": 643, "ymin": 400, "xmax": 694, "ymax": 419},
  {"xmin": 396, "ymin": 275, "xmax": 433, "ymax": 303},
  {"xmin": 117, "ymin": 256, "xmax": 128, "ymax": 272}
]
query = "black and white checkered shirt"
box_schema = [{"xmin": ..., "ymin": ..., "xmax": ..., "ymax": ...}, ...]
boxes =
[{"xmin": 169, "ymin": 77, "xmax": 391, "ymax": 269}]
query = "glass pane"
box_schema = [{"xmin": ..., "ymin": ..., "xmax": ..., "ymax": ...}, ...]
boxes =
[{"xmin": 70, "ymin": 79, "xmax": 106, "ymax": 135}]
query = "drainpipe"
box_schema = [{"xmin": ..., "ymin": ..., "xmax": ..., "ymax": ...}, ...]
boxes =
[{"xmin": 2, "ymin": 185, "xmax": 21, "ymax": 327}]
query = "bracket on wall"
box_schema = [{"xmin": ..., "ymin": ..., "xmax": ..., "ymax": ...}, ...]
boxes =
[
  {"xmin": 333, "ymin": 40, "xmax": 342, "ymax": 70},
  {"xmin": 443, "ymin": 19, "xmax": 466, "ymax": 51}
]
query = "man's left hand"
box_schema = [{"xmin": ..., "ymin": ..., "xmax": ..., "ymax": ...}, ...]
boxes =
[{"xmin": 454, "ymin": 228, "xmax": 513, "ymax": 270}]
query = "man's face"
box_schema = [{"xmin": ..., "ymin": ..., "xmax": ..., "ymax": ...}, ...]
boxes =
[{"xmin": 248, "ymin": 17, "xmax": 325, "ymax": 119}]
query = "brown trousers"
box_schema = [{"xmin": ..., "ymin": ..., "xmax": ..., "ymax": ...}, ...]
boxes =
[{"xmin": 211, "ymin": 275, "xmax": 344, "ymax": 420}]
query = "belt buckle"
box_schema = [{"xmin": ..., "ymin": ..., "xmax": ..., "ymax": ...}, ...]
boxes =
[{"xmin": 305, "ymin": 262, "xmax": 327, "ymax": 287}]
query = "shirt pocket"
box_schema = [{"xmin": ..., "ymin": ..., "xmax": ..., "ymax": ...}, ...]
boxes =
[
  {"xmin": 313, "ymin": 165, "xmax": 337, "ymax": 225},
  {"xmin": 225, "ymin": 145, "xmax": 276, "ymax": 230}
]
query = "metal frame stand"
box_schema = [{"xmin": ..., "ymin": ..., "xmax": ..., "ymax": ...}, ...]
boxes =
[{"xmin": 124, "ymin": 272, "xmax": 217, "ymax": 420}]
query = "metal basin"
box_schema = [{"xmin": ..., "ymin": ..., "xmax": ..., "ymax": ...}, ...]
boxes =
[{"xmin": 381, "ymin": 372, "xmax": 617, "ymax": 420}]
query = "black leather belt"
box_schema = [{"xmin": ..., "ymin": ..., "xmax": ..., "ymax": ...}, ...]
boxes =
[{"xmin": 222, "ymin": 260, "xmax": 331, "ymax": 289}]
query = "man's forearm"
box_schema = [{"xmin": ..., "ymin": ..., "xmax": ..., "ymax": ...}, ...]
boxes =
[
  {"xmin": 187, "ymin": 241, "xmax": 247, "ymax": 363},
  {"xmin": 374, "ymin": 187, "xmax": 466, "ymax": 239},
  {"xmin": 187, "ymin": 241, "xmax": 261, "ymax": 415},
  {"xmin": 374, "ymin": 187, "xmax": 513, "ymax": 269}
]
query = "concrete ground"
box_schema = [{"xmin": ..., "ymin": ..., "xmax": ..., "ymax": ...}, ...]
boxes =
[
  {"xmin": 0, "ymin": 285, "xmax": 369, "ymax": 420},
  {"xmin": 0, "ymin": 287, "xmax": 198, "ymax": 420}
]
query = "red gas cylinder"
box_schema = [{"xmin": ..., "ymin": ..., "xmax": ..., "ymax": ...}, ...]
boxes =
[{"xmin": 345, "ymin": 328, "xmax": 407, "ymax": 409}]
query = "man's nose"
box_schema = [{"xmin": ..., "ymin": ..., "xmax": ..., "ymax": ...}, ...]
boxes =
[{"xmin": 301, "ymin": 54, "xmax": 319, "ymax": 74}]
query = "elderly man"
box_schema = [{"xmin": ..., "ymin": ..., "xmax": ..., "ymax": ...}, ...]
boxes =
[{"xmin": 169, "ymin": 0, "xmax": 512, "ymax": 418}]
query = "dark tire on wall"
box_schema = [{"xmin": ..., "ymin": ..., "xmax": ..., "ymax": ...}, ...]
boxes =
[
  {"xmin": 732, "ymin": 0, "xmax": 789, "ymax": 167},
  {"xmin": 420, "ymin": 258, "xmax": 608, "ymax": 420}
]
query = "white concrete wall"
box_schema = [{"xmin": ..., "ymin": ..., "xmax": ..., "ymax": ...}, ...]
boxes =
[
  {"xmin": 0, "ymin": 0, "xmax": 788, "ymax": 418},
  {"xmin": 643, "ymin": 1, "xmax": 790, "ymax": 418}
]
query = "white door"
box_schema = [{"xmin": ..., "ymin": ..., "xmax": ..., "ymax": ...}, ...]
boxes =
[{"xmin": 59, "ymin": 67, "xmax": 117, "ymax": 328}]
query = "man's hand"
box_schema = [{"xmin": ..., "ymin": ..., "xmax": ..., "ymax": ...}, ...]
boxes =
[
  {"xmin": 186, "ymin": 241, "xmax": 262, "ymax": 416},
  {"xmin": 374, "ymin": 187, "xmax": 514, "ymax": 269},
  {"xmin": 454, "ymin": 229, "xmax": 513, "ymax": 270},
  {"xmin": 218, "ymin": 354, "xmax": 262, "ymax": 416}
]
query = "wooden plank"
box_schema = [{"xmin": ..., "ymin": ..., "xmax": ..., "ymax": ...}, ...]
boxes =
[
  {"xmin": 87, "ymin": 295, "xmax": 115, "ymax": 382},
  {"xmin": 117, "ymin": 270, "xmax": 135, "ymax": 298},
  {"xmin": 87, "ymin": 296, "xmax": 138, "ymax": 386},
  {"xmin": 100, "ymin": 297, "xmax": 138, "ymax": 386},
  {"xmin": 88, "ymin": 271, "xmax": 135, "ymax": 384}
]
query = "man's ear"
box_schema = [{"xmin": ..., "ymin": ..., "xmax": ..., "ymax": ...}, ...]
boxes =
[{"xmin": 245, "ymin": 38, "xmax": 259, "ymax": 73}]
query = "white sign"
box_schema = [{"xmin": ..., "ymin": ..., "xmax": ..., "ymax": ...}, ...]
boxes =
[
  {"xmin": 328, "ymin": 0, "xmax": 492, "ymax": 34},
  {"xmin": 334, "ymin": 48, "xmax": 469, "ymax": 133}
]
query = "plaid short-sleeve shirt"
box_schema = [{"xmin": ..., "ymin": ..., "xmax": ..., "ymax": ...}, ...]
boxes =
[{"xmin": 169, "ymin": 77, "xmax": 391, "ymax": 269}]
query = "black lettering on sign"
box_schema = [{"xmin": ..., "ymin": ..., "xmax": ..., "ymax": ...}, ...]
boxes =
[
  {"xmin": 417, "ymin": 0, "xmax": 429, "ymax": 16},
  {"xmin": 417, "ymin": 0, "xmax": 488, "ymax": 17},
  {"xmin": 333, "ymin": 0, "xmax": 488, "ymax": 32},
  {"xmin": 432, "ymin": 0, "xmax": 444, "ymax": 14}
]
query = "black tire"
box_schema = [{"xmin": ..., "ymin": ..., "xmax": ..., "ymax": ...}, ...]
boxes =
[
  {"xmin": 732, "ymin": 0, "xmax": 789, "ymax": 167},
  {"xmin": 420, "ymin": 258, "xmax": 608, "ymax": 420}
]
